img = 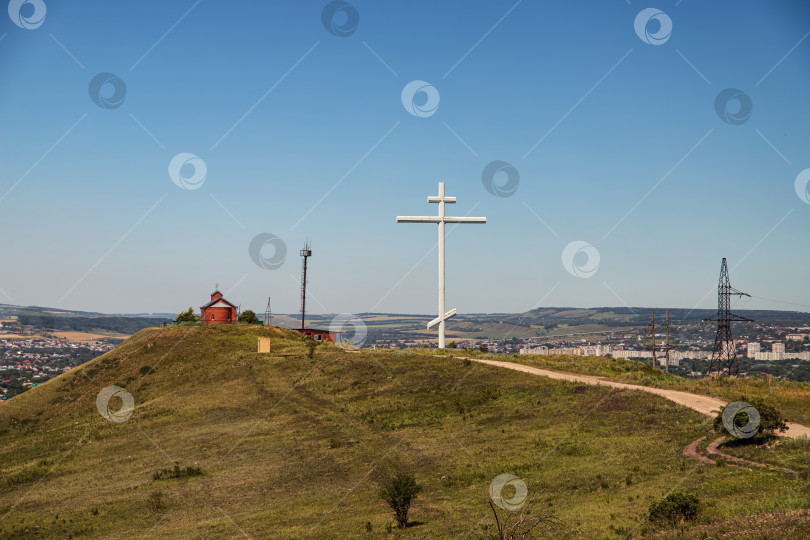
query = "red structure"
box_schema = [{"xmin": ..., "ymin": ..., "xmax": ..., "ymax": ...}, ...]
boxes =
[
  {"xmin": 296, "ymin": 328, "xmax": 334, "ymax": 342},
  {"xmin": 200, "ymin": 290, "xmax": 237, "ymax": 325}
]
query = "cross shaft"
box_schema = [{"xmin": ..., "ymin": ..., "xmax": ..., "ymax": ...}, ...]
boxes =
[{"xmin": 396, "ymin": 182, "xmax": 486, "ymax": 348}]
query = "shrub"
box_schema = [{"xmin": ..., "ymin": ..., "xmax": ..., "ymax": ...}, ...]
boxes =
[
  {"xmin": 486, "ymin": 494, "xmax": 559, "ymax": 540},
  {"xmin": 147, "ymin": 490, "xmax": 165, "ymax": 513},
  {"xmin": 152, "ymin": 462, "xmax": 202, "ymax": 481},
  {"xmin": 139, "ymin": 365, "xmax": 154, "ymax": 376},
  {"xmin": 238, "ymin": 310, "xmax": 260, "ymax": 324},
  {"xmin": 379, "ymin": 472, "xmax": 421, "ymax": 529},
  {"xmin": 648, "ymin": 492, "xmax": 700, "ymax": 526},
  {"xmin": 328, "ymin": 437, "xmax": 343, "ymax": 449},
  {"xmin": 781, "ymin": 435, "xmax": 810, "ymax": 450},
  {"xmin": 713, "ymin": 397, "xmax": 788, "ymax": 437},
  {"xmin": 305, "ymin": 338, "xmax": 319, "ymax": 359},
  {"xmin": 5, "ymin": 462, "xmax": 50, "ymax": 485},
  {"xmin": 174, "ymin": 307, "xmax": 199, "ymax": 323}
]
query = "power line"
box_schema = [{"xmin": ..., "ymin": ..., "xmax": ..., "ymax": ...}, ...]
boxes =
[{"xmin": 746, "ymin": 295, "xmax": 810, "ymax": 311}]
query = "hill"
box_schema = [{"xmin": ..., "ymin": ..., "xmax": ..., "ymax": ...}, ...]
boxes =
[
  {"xmin": 0, "ymin": 304, "xmax": 171, "ymax": 336},
  {"xmin": 0, "ymin": 325, "xmax": 808, "ymax": 538}
]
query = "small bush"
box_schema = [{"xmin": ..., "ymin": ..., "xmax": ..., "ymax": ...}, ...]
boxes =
[
  {"xmin": 648, "ymin": 491, "xmax": 700, "ymax": 526},
  {"xmin": 6, "ymin": 462, "xmax": 50, "ymax": 485},
  {"xmin": 379, "ymin": 472, "xmax": 421, "ymax": 529},
  {"xmin": 486, "ymin": 494, "xmax": 559, "ymax": 539},
  {"xmin": 479, "ymin": 388, "xmax": 501, "ymax": 402},
  {"xmin": 147, "ymin": 490, "xmax": 165, "ymax": 513},
  {"xmin": 328, "ymin": 437, "xmax": 343, "ymax": 449},
  {"xmin": 152, "ymin": 462, "xmax": 202, "ymax": 481},
  {"xmin": 305, "ymin": 338, "xmax": 319, "ymax": 359},
  {"xmin": 781, "ymin": 435, "xmax": 810, "ymax": 451},
  {"xmin": 139, "ymin": 365, "xmax": 154, "ymax": 376}
]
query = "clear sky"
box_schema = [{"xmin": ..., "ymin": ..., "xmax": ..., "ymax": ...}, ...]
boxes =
[{"xmin": 1, "ymin": 0, "xmax": 809, "ymax": 317}]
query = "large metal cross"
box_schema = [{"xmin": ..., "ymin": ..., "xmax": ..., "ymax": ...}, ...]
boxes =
[{"xmin": 396, "ymin": 181, "xmax": 486, "ymax": 348}]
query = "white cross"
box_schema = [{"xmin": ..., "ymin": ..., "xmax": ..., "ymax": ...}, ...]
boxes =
[{"xmin": 396, "ymin": 181, "xmax": 486, "ymax": 348}]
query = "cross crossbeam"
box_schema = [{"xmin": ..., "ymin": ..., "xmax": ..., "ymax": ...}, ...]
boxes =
[{"xmin": 396, "ymin": 182, "xmax": 486, "ymax": 348}]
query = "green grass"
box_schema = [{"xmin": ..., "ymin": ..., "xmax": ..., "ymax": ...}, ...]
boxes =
[
  {"xmin": 716, "ymin": 435, "xmax": 810, "ymax": 473},
  {"xmin": 434, "ymin": 349, "xmax": 810, "ymax": 426},
  {"xmin": 0, "ymin": 326, "xmax": 808, "ymax": 538}
]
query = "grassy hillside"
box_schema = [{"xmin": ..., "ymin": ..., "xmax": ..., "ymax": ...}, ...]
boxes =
[
  {"xmin": 445, "ymin": 350, "xmax": 810, "ymax": 426},
  {"xmin": 0, "ymin": 326, "xmax": 808, "ymax": 538}
]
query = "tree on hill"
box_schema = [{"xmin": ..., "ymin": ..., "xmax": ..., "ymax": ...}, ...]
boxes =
[
  {"xmin": 714, "ymin": 397, "xmax": 788, "ymax": 438},
  {"xmin": 175, "ymin": 307, "xmax": 200, "ymax": 323},
  {"xmin": 238, "ymin": 310, "xmax": 260, "ymax": 324},
  {"xmin": 379, "ymin": 471, "xmax": 421, "ymax": 529}
]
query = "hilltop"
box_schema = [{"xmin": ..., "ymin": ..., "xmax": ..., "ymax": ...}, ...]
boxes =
[{"xmin": 0, "ymin": 325, "xmax": 808, "ymax": 538}]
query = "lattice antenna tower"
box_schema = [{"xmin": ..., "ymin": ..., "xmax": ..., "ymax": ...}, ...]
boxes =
[
  {"xmin": 704, "ymin": 258, "xmax": 752, "ymax": 376},
  {"xmin": 300, "ymin": 241, "xmax": 312, "ymax": 330},
  {"xmin": 264, "ymin": 297, "xmax": 272, "ymax": 326},
  {"xmin": 650, "ymin": 311, "xmax": 657, "ymax": 368},
  {"xmin": 664, "ymin": 309, "xmax": 671, "ymax": 373}
]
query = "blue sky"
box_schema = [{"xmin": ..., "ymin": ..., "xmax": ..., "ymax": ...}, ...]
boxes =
[{"xmin": 1, "ymin": 0, "xmax": 809, "ymax": 316}]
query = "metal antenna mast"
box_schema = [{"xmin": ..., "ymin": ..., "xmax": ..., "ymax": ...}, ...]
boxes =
[
  {"xmin": 300, "ymin": 242, "xmax": 312, "ymax": 330},
  {"xmin": 650, "ymin": 311, "xmax": 657, "ymax": 368},
  {"xmin": 264, "ymin": 297, "xmax": 272, "ymax": 326},
  {"xmin": 704, "ymin": 258, "xmax": 751, "ymax": 376}
]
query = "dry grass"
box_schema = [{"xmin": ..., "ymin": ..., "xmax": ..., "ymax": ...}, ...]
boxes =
[{"xmin": 0, "ymin": 326, "xmax": 807, "ymax": 538}]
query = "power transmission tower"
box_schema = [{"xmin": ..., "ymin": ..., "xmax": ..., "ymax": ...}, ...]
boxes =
[
  {"xmin": 300, "ymin": 242, "xmax": 312, "ymax": 330},
  {"xmin": 264, "ymin": 297, "xmax": 271, "ymax": 326},
  {"xmin": 704, "ymin": 258, "xmax": 751, "ymax": 376}
]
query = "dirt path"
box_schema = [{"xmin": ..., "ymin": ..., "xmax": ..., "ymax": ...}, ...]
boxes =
[
  {"xmin": 704, "ymin": 436, "xmax": 798, "ymax": 473},
  {"xmin": 680, "ymin": 434, "xmax": 800, "ymax": 473},
  {"xmin": 468, "ymin": 358, "xmax": 810, "ymax": 439},
  {"xmin": 681, "ymin": 434, "xmax": 715, "ymax": 464}
]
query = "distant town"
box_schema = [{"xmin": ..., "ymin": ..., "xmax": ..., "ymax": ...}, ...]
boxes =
[
  {"xmin": 361, "ymin": 317, "xmax": 810, "ymax": 381},
  {"xmin": 2, "ymin": 305, "xmax": 809, "ymax": 401},
  {"xmin": 0, "ymin": 336, "xmax": 116, "ymax": 400}
]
